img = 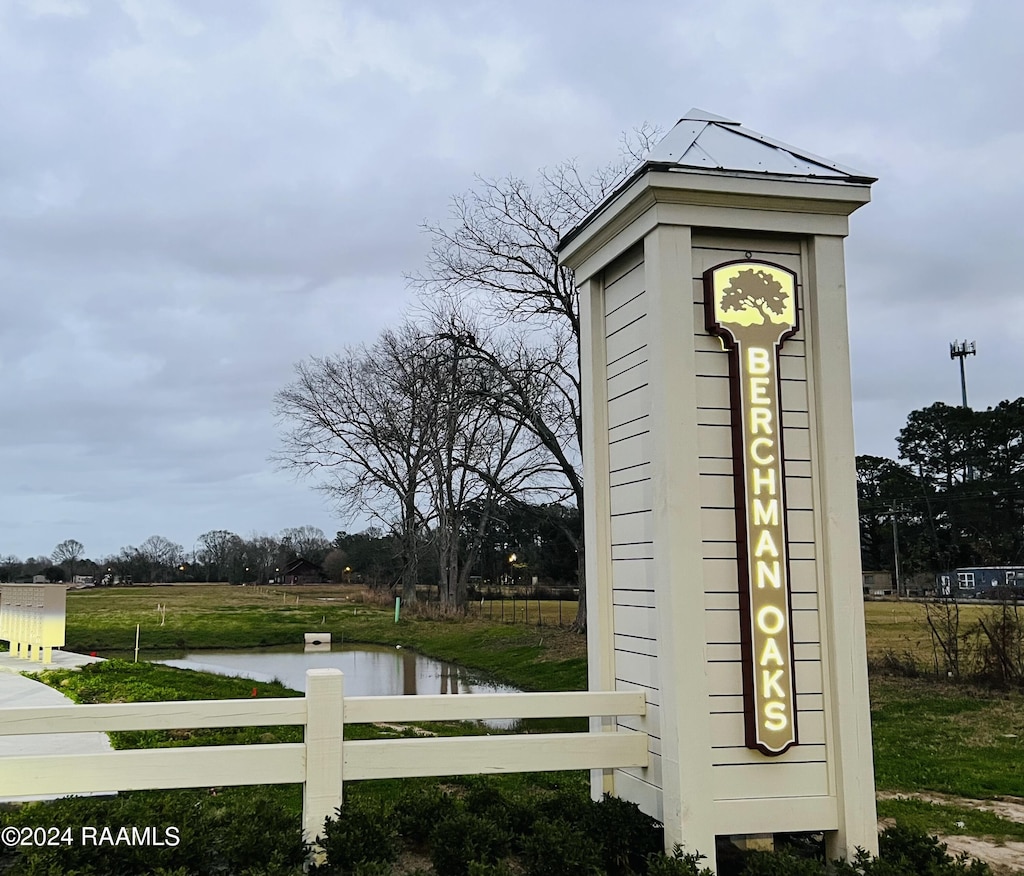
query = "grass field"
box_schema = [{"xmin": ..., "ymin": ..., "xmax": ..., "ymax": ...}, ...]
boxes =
[
  {"xmin": 862, "ymin": 600, "xmax": 992, "ymax": 667},
  {"xmin": 869, "ymin": 676, "xmax": 1024, "ymax": 797}
]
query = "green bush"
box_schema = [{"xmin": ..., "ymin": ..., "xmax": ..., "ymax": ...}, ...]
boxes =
[
  {"xmin": 724, "ymin": 825, "xmax": 995, "ymax": 876},
  {"xmin": 429, "ymin": 810, "xmax": 512, "ymax": 876},
  {"xmin": 519, "ymin": 818, "xmax": 603, "ymax": 876},
  {"xmin": 873, "ymin": 823, "xmax": 992, "ymax": 875},
  {"xmin": 393, "ymin": 786, "xmax": 457, "ymax": 846},
  {"xmin": 466, "ymin": 862, "xmax": 517, "ymax": 876},
  {"xmin": 315, "ymin": 798, "xmax": 400, "ymax": 875},
  {"xmin": 589, "ymin": 793, "xmax": 662, "ymax": 876},
  {"xmin": 0, "ymin": 772, "xmax": 998, "ymax": 876},
  {"xmin": 460, "ymin": 779, "xmax": 538, "ymax": 843},
  {"xmin": 645, "ymin": 845, "xmax": 715, "ymax": 876},
  {"xmin": 349, "ymin": 862, "xmax": 395, "ymax": 876},
  {"xmin": 532, "ymin": 786, "xmax": 592, "ymax": 831},
  {"xmin": 0, "ymin": 788, "xmax": 307, "ymax": 876}
]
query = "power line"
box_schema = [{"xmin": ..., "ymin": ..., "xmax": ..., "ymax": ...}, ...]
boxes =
[{"xmin": 859, "ymin": 486, "xmax": 1024, "ymax": 514}]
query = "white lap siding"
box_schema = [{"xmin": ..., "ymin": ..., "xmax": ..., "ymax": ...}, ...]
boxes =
[{"xmin": 603, "ymin": 244, "xmax": 662, "ymax": 805}]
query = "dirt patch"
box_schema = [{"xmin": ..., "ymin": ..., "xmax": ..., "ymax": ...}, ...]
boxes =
[
  {"xmin": 880, "ymin": 791, "xmax": 1024, "ymax": 874},
  {"xmin": 879, "ymin": 790, "xmax": 1024, "ymax": 824},
  {"xmin": 938, "ymin": 837, "xmax": 1024, "ymax": 876}
]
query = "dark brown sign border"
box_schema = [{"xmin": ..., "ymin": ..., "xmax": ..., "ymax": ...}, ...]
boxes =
[{"xmin": 703, "ymin": 258, "xmax": 800, "ymax": 757}]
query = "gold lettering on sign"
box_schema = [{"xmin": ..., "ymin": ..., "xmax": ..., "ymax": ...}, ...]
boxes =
[{"xmin": 704, "ymin": 260, "xmax": 799, "ymax": 757}]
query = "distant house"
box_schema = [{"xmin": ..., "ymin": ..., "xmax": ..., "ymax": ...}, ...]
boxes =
[
  {"xmin": 862, "ymin": 571, "xmax": 893, "ymax": 597},
  {"xmin": 936, "ymin": 566, "xmax": 1024, "ymax": 599},
  {"xmin": 283, "ymin": 558, "xmax": 325, "ymax": 585}
]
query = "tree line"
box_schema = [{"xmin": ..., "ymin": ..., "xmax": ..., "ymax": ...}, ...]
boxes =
[
  {"xmin": 858, "ymin": 398, "xmax": 1024, "ymax": 579},
  {"xmin": 0, "ymin": 507, "xmax": 579, "ymax": 593},
  {"xmin": 0, "ymin": 527, "xmax": 334, "ymax": 587}
]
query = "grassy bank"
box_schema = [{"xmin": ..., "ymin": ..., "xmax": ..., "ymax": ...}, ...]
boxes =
[
  {"xmin": 869, "ymin": 675, "xmax": 1024, "ymax": 844},
  {"xmin": 870, "ymin": 677, "xmax": 1024, "ymax": 799},
  {"xmin": 66, "ymin": 585, "xmax": 587, "ymax": 692}
]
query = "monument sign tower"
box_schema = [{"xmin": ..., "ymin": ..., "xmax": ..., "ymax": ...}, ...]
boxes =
[{"xmin": 558, "ymin": 110, "xmax": 877, "ymax": 869}]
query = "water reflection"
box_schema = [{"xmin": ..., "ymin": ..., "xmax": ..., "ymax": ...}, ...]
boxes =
[{"xmin": 157, "ymin": 644, "xmax": 517, "ymax": 699}]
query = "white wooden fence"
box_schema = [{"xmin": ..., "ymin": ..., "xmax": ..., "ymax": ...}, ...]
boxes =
[{"xmin": 0, "ymin": 669, "xmax": 648, "ymax": 847}]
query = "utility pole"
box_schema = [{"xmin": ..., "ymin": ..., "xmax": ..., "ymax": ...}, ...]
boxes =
[
  {"xmin": 891, "ymin": 503, "xmax": 901, "ymax": 598},
  {"xmin": 950, "ymin": 340, "xmax": 976, "ymax": 482}
]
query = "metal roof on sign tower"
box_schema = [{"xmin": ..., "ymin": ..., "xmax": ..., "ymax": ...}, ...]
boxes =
[{"xmin": 647, "ymin": 108, "xmax": 875, "ymax": 182}]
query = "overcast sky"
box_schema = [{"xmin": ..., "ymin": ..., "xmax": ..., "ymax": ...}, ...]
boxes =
[{"xmin": 1, "ymin": 0, "xmax": 1020, "ymax": 561}]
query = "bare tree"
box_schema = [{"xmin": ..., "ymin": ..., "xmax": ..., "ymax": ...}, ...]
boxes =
[
  {"xmin": 196, "ymin": 530, "xmax": 243, "ymax": 582},
  {"xmin": 0, "ymin": 555, "xmax": 20, "ymax": 583},
  {"xmin": 276, "ymin": 310, "xmax": 558, "ymax": 612},
  {"xmin": 51, "ymin": 539, "xmax": 85, "ymax": 581},
  {"xmin": 241, "ymin": 533, "xmax": 285, "ymax": 584},
  {"xmin": 107, "ymin": 545, "xmax": 148, "ymax": 584},
  {"xmin": 275, "ymin": 321, "xmax": 439, "ymax": 605},
  {"xmin": 138, "ymin": 535, "xmax": 184, "ymax": 583},
  {"xmin": 279, "ymin": 525, "xmax": 332, "ymax": 565},
  {"xmin": 419, "ymin": 309, "xmax": 558, "ymax": 610},
  {"xmin": 410, "ymin": 127, "xmax": 660, "ymax": 630}
]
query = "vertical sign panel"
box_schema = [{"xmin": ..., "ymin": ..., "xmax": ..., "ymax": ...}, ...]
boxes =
[{"xmin": 704, "ymin": 261, "xmax": 799, "ymax": 756}]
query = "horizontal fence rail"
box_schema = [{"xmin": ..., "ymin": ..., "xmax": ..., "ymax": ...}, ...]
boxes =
[
  {"xmin": 0, "ymin": 669, "xmax": 648, "ymax": 852},
  {"xmin": 0, "ymin": 698, "xmax": 308, "ymax": 734}
]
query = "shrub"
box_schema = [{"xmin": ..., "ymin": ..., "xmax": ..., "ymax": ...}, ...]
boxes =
[
  {"xmin": 429, "ymin": 810, "xmax": 512, "ymax": 876},
  {"xmin": 519, "ymin": 818, "xmax": 603, "ymax": 876},
  {"xmin": 467, "ymin": 862, "xmax": 517, "ymax": 876},
  {"xmin": 349, "ymin": 863, "xmax": 395, "ymax": 876},
  {"xmin": 393, "ymin": 786, "xmax": 458, "ymax": 846},
  {"xmin": 874, "ymin": 823, "xmax": 992, "ymax": 875},
  {"xmin": 461, "ymin": 779, "xmax": 538, "ymax": 842},
  {"xmin": 316, "ymin": 798, "xmax": 400, "ymax": 874},
  {"xmin": 0, "ymin": 788, "xmax": 307, "ymax": 876},
  {"xmin": 645, "ymin": 845, "xmax": 715, "ymax": 876},
  {"xmin": 870, "ymin": 649, "xmax": 923, "ymax": 678},
  {"xmin": 204, "ymin": 790, "xmax": 306, "ymax": 873},
  {"xmin": 532, "ymin": 785, "xmax": 593, "ymax": 831},
  {"xmin": 589, "ymin": 793, "xmax": 662, "ymax": 875}
]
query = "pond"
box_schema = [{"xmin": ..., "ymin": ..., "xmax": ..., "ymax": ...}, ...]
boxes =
[{"xmin": 157, "ymin": 644, "xmax": 518, "ymax": 699}]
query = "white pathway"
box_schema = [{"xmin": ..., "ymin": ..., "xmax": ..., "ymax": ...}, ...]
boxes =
[{"xmin": 0, "ymin": 650, "xmax": 112, "ymax": 801}]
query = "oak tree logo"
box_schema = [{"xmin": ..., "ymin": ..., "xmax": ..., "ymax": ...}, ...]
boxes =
[
  {"xmin": 721, "ymin": 269, "xmax": 789, "ymax": 321},
  {"xmin": 713, "ymin": 265, "xmax": 796, "ymax": 330}
]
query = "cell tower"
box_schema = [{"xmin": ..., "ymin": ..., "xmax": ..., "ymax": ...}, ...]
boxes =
[{"xmin": 949, "ymin": 340, "xmax": 976, "ymax": 408}]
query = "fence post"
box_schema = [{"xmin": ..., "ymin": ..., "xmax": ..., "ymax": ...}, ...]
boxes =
[{"xmin": 303, "ymin": 668, "xmax": 344, "ymax": 862}]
